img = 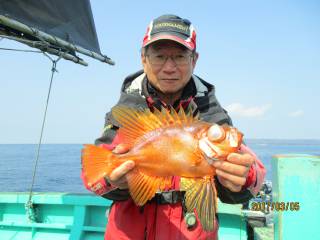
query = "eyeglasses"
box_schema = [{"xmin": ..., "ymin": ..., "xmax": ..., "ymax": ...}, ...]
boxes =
[{"xmin": 146, "ymin": 53, "xmax": 193, "ymax": 66}]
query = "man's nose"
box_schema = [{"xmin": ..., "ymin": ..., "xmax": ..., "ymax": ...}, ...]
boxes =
[{"xmin": 162, "ymin": 56, "xmax": 177, "ymax": 71}]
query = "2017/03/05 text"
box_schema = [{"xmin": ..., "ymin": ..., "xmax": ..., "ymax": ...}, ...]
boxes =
[{"xmin": 250, "ymin": 202, "xmax": 300, "ymax": 212}]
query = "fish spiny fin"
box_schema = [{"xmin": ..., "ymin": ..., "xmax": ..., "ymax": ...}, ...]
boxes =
[
  {"xmin": 81, "ymin": 144, "xmax": 116, "ymax": 187},
  {"xmin": 169, "ymin": 106, "xmax": 182, "ymax": 125},
  {"xmin": 111, "ymin": 107, "xmax": 147, "ymax": 146},
  {"xmin": 178, "ymin": 106, "xmax": 188, "ymax": 123},
  {"xmin": 126, "ymin": 169, "xmax": 171, "ymax": 206},
  {"xmin": 112, "ymin": 106, "xmax": 198, "ymax": 144},
  {"xmin": 180, "ymin": 177, "xmax": 217, "ymax": 231},
  {"xmin": 156, "ymin": 106, "xmax": 197, "ymax": 126},
  {"xmin": 185, "ymin": 104, "xmax": 198, "ymax": 124},
  {"xmin": 159, "ymin": 107, "xmax": 171, "ymax": 126},
  {"xmin": 152, "ymin": 107, "xmax": 169, "ymax": 126},
  {"xmin": 164, "ymin": 107, "xmax": 176, "ymax": 125}
]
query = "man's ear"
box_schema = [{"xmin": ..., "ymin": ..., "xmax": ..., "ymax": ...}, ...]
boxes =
[
  {"xmin": 192, "ymin": 52, "xmax": 199, "ymax": 68},
  {"xmin": 141, "ymin": 52, "xmax": 147, "ymax": 71},
  {"xmin": 141, "ymin": 52, "xmax": 147, "ymax": 63}
]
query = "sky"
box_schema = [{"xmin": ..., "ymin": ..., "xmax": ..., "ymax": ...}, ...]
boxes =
[{"xmin": 0, "ymin": 0, "xmax": 319, "ymax": 143}]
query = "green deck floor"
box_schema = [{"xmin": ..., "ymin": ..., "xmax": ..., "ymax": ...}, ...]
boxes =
[{"xmin": 0, "ymin": 192, "xmax": 248, "ymax": 240}]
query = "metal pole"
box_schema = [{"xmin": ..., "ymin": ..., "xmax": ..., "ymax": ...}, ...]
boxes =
[
  {"xmin": 0, "ymin": 33, "xmax": 88, "ymax": 66},
  {"xmin": 0, "ymin": 15, "xmax": 115, "ymax": 65},
  {"xmin": 29, "ymin": 41, "xmax": 88, "ymax": 66}
]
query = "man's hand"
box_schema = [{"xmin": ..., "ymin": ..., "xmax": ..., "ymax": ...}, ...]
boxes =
[
  {"xmin": 106, "ymin": 144, "xmax": 135, "ymax": 189},
  {"xmin": 211, "ymin": 152, "xmax": 255, "ymax": 192}
]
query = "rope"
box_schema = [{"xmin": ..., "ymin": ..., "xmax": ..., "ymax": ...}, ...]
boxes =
[
  {"xmin": 0, "ymin": 34, "xmax": 45, "ymax": 46},
  {"xmin": 0, "ymin": 47, "xmax": 42, "ymax": 53},
  {"xmin": 25, "ymin": 54, "xmax": 62, "ymax": 222},
  {"xmin": 0, "ymin": 34, "xmax": 69, "ymax": 54},
  {"xmin": 1, "ymin": 29, "xmax": 76, "ymax": 220}
]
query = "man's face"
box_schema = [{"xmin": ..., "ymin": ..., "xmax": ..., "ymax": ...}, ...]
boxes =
[{"xmin": 141, "ymin": 40, "xmax": 198, "ymax": 94}]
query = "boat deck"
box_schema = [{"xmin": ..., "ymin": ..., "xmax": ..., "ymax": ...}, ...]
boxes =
[{"xmin": 0, "ymin": 192, "xmax": 249, "ymax": 240}]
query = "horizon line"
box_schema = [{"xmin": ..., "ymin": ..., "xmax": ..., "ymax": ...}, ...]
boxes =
[{"xmin": 1, "ymin": 138, "xmax": 320, "ymax": 145}]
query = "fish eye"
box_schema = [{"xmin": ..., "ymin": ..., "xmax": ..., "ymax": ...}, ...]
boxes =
[{"xmin": 207, "ymin": 124, "xmax": 225, "ymax": 142}]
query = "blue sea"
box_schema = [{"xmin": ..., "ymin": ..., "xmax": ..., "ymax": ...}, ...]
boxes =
[{"xmin": 0, "ymin": 140, "xmax": 319, "ymax": 193}]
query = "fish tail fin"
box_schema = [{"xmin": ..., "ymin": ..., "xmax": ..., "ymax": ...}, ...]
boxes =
[
  {"xmin": 181, "ymin": 177, "xmax": 217, "ymax": 231},
  {"xmin": 81, "ymin": 144, "xmax": 118, "ymax": 186}
]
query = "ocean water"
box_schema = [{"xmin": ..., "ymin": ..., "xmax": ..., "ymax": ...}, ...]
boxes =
[{"xmin": 0, "ymin": 140, "xmax": 319, "ymax": 193}]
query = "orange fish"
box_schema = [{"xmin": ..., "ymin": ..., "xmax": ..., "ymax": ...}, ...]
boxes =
[{"xmin": 82, "ymin": 106, "xmax": 243, "ymax": 231}]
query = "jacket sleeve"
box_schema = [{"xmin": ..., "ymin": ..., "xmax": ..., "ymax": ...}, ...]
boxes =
[
  {"xmin": 215, "ymin": 144, "xmax": 266, "ymax": 204},
  {"xmin": 239, "ymin": 144, "xmax": 266, "ymax": 196},
  {"xmin": 81, "ymin": 112, "xmax": 131, "ymax": 201}
]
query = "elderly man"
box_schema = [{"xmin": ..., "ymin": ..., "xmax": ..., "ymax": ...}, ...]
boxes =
[{"xmin": 82, "ymin": 14, "xmax": 265, "ymax": 240}]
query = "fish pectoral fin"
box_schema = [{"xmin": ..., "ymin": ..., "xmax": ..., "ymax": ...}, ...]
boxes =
[
  {"xmin": 126, "ymin": 169, "xmax": 172, "ymax": 206},
  {"xmin": 191, "ymin": 149, "xmax": 206, "ymax": 166},
  {"xmin": 181, "ymin": 177, "xmax": 217, "ymax": 231}
]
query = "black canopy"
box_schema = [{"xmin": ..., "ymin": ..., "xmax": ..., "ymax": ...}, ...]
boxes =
[{"xmin": 0, "ymin": 0, "xmax": 101, "ymax": 53}]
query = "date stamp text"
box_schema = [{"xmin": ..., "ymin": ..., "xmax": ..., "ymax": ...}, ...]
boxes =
[{"xmin": 250, "ymin": 202, "xmax": 300, "ymax": 212}]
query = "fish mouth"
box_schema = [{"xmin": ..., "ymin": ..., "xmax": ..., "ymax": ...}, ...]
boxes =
[{"xmin": 199, "ymin": 137, "xmax": 220, "ymax": 163}]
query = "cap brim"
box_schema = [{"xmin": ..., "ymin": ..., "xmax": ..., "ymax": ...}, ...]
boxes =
[{"xmin": 143, "ymin": 34, "xmax": 195, "ymax": 50}]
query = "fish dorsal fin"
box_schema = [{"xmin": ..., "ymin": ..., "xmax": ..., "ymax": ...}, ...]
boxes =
[
  {"xmin": 111, "ymin": 106, "xmax": 198, "ymax": 146},
  {"xmin": 180, "ymin": 177, "xmax": 217, "ymax": 231},
  {"xmin": 126, "ymin": 169, "xmax": 172, "ymax": 206}
]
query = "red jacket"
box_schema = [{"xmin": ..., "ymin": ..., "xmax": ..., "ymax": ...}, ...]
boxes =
[{"xmin": 81, "ymin": 71, "xmax": 266, "ymax": 239}]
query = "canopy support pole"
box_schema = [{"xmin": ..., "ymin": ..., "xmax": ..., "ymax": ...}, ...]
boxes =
[{"xmin": 0, "ymin": 15, "xmax": 115, "ymax": 65}]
